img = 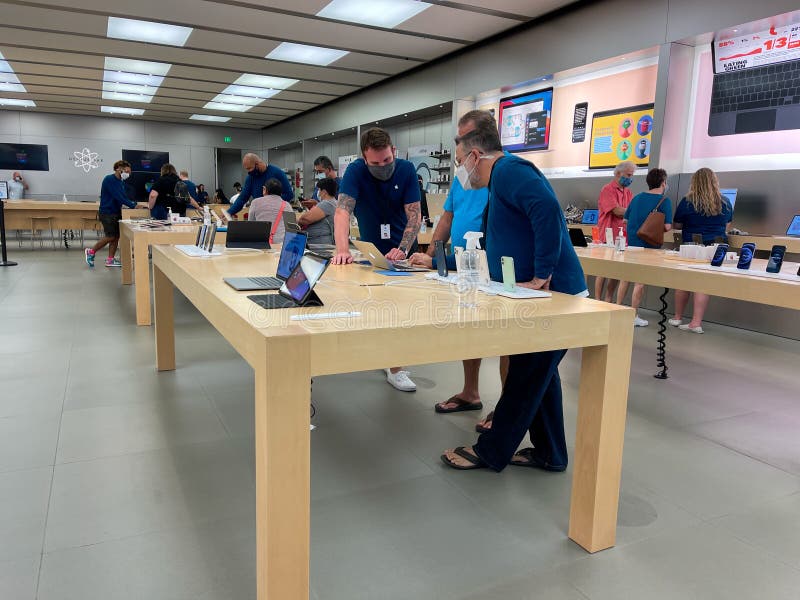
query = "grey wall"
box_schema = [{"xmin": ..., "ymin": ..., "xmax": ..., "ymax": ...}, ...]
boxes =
[
  {"xmin": 0, "ymin": 111, "xmax": 263, "ymax": 201},
  {"xmin": 216, "ymin": 148, "xmax": 244, "ymax": 199}
]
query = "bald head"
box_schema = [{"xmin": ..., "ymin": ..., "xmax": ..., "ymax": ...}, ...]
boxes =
[
  {"xmin": 457, "ymin": 109, "xmax": 497, "ymax": 138},
  {"xmin": 242, "ymin": 153, "xmax": 265, "ymax": 173}
]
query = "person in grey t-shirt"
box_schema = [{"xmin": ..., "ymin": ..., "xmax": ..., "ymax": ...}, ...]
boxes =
[
  {"xmin": 7, "ymin": 172, "xmax": 28, "ymax": 199},
  {"xmin": 298, "ymin": 177, "xmax": 337, "ymax": 245}
]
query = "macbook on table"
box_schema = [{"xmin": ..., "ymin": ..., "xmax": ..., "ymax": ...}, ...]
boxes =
[{"xmin": 224, "ymin": 230, "xmax": 307, "ymax": 291}]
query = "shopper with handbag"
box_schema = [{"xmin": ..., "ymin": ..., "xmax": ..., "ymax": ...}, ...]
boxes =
[{"xmin": 616, "ymin": 167, "xmax": 672, "ymax": 327}]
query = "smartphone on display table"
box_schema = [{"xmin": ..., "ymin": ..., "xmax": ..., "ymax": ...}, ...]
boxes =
[
  {"xmin": 501, "ymin": 256, "xmax": 515, "ymax": 291},
  {"xmin": 434, "ymin": 240, "xmax": 447, "ymax": 277},
  {"xmin": 710, "ymin": 243, "xmax": 729, "ymax": 267},
  {"xmin": 279, "ymin": 253, "xmax": 330, "ymax": 305},
  {"xmin": 736, "ymin": 243, "xmax": 756, "ymax": 270},
  {"xmin": 766, "ymin": 245, "xmax": 786, "ymax": 273}
]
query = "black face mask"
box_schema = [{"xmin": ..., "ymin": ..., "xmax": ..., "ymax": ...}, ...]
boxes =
[{"xmin": 248, "ymin": 168, "xmax": 259, "ymax": 177}]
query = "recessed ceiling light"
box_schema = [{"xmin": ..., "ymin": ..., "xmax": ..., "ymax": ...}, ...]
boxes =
[
  {"xmin": 104, "ymin": 57, "xmax": 171, "ymax": 77},
  {"xmin": 101, "ymin": 90, "xmax": 155, "ymax": 103},
  {"xmin": 220, "ymin": 85, "xmax": 279, "ymax": 100},
  {"xmin": 190, "ymin": 114, "xmax": 231, "ymax": 122},
  {"xmin": 101, "ymin": 105, "xmax": 144, "ymax": 115},
  {"xmin": 203, "ymin": 100, "xmax": 251, "ymax": 112},
  {"xmin": 234, "ymin": 73, "xmax": 298, "ymax": 90},
  {"xmin": 317, "ymin": 0, "xmax": 430, "ymax": 28},
  {"xmin": 107, "ymin": 17, "xmax": 193, "ymax": 47},
  {"xmin": 0, "ymin": 98, "xmax": 35, "ymax": 107},
  {"xmin": 266, "ymin": 42, "xmax": 349, "ymax": 66},
  {"xmin": 0, "ymin": 52, "xmax": 27, "ymax": 93}
]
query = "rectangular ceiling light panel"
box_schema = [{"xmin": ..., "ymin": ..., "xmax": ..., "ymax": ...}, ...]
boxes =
[
  {"xmin": 204, "ymin": 73, "xmax": 299, "ymax": 112},
  {"xmin": 316, "ymin": 0, "xmax": 430, "ymax": 28},
  {"xmin": 107, "ymin": 17, "xmax": 193, "ymax": 47},
  {"xmin": 266, "ymin": 42, "xmax": 348, "ymax": 66},
  {"xmin": 0, "ymin": 98, "xmax": 35, "ymax": 107},
  {"xmin": 202, "ymin": 101, "xmax": 251, "ymax": 112},
  {"xmin": 102, "ymin": 57, "xmax": 171, "ymax": 104},
  {"xmin": 190, "ymin": 114, "xmax": 231, "ymax": 122},
  {"xmin": 0, "ymin": 51, "xmax": 28, "ymax": 93},
  {"xmin": 101, "ymin": 105, "xmax": 145, "ymax": 115}
]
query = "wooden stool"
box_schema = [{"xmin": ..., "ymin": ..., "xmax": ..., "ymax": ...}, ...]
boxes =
[{"xmin": 30, "ymin": 216, "xmax": 57, "ymax": 249}]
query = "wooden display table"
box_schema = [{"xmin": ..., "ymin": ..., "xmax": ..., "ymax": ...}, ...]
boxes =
[
  {"xmin": 151, "ymin": 245, "xmax": 635, "ymax": 600},
  {"xmin": 2, "ymin": 200, "xmax": 148, "ymax": 247},
  {"xmin": 119, "ymin": 221, "xmax": 226, "ymax": 326},
  {"xmin": 574, "ymin": 245, "xmax": 800, "ymax": 377}
]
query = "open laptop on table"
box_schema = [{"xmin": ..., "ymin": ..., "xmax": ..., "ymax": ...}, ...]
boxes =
[
  {"xmin": 569, "ymin": 228, "xmax": 588, "ymax": 247},
  {"xmin": 282, "ymin": 210, "xmax": 301, "ymax": 233},
  {"xmin": 352, "ymin": 240, "xmax": 429, "ymax": 272},
  {"xmin": 248, "ymin": 253, "xmax": 330, "ymax": 309},
  {"xmin": 225, "ymin": 220, "xmax": 271, "ymax": 250},
  {"xmin": 224, "ymin": 231, "xmax": 307, "ymax": 291}
]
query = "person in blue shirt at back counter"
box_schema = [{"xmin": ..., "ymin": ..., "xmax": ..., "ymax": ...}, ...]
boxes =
[
  {"xmin": 223, "ymin": 153, "xmax": 293, "ymax": 220},
  {"xmin": 615, "ymin": 167, "xmax": 673, "ymax": 328},
  {"xmin": 84, "ymin": 160, "xmax": 141, "ymax": 268},
  {"xmin": 438, "ymin": 111, "xmax": 589, "ymax": 473}
]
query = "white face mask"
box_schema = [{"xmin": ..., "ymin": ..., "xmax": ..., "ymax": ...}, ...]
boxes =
[
  {"xmin": 455, "ymin": 152, "xmax": 488, "ymax": 191},
  {"xmin": 120, "ymin": 171, "xmax": 130, "ymax": 181},
  {"xmin": 315, "ymin": 172, "xmax": 325, "ymax": 180}
]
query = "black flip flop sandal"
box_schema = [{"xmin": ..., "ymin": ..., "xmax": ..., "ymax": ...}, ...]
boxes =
[
  {"xmin": 440, "ymin": 446, "xmax": 487, "ymax": 470},
  {"xmin": 435, "ymin": 396, "xmax": 483, "ymax": 414},
  {"xmin": 475, "ymin": 410, "xmax": 494, "ymax": 433},
  {"xmin": 510, "ymin": 447, "xmax": 566, "ymax": 472}
]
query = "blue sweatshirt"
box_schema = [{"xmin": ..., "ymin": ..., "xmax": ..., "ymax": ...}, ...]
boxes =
[
  {"xmin": 228, "ymin": 164, "xmax": 294, "ymax": 215},
  {"xmin": 484, "ymin": 155, "xmax": 587, "ymax": 295},
  {"xmin": 99, "ymin": 173, "xmax": 137, "ymax": 215}
]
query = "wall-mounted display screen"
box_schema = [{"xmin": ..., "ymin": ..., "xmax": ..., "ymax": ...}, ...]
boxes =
[
  {"xmin": 498, "ymin": 88, "xmax": 553, "ymax": 153},
  {"xmin": 713, "ymin": 19, "xmax": 800, "ymax": 73},
  {"xmin": 588, "ymin": 104, "xmax": 654, "ymax": 169},
  {"xmin": 122, "ymin": 150, "xmax": 169, "ymax": 173},
  {"xmin": 0, "ymin": 143, "xmax": 49, "ymax": 171}
]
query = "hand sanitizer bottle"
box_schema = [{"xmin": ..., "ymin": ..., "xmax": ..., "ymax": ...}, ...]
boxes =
[
  {"xmin": 167, "ymin": 207, "xmax": 173, "ymax": 222},
  {"xmin": 62, "ymin": 193, "xmax": 68, "ymax": 203},
  {"xmin": 459, "ymin": 231, "xmax": 483, "ymax": 308},
  {"xmin": 616, "ymin": 226, "xmax": 626, "ymax": 252},
  {"xmin": 203, "ymin": 205, "xmax": 211, "ymax": 226}
]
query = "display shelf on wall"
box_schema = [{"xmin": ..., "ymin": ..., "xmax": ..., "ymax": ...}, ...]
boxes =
[{"xmin": 428, "ymin": 147, "xmax": 452, "ymax": 188}]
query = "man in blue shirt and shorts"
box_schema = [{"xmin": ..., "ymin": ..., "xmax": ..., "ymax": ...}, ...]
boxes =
[{"xmin": 333, "ymin": 127, "xmax": 422, "ymax": 392}]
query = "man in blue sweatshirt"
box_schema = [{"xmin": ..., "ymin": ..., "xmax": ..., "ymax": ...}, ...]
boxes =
[
  {"xmin": 85, "ymin": 160, "xmax": 140, "ymax": 268},
  {"xmin": 223, "ymin": 153, "xmax": 293, "ymax": 220},
  {"xmin": 440, "ymin": 112, "xmax": 589, "ymax": 472}
]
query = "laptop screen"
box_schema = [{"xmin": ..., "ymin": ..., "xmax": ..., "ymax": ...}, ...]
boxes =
[
  {"xmin": 581, "ymin": 209, "xmax": 599, "ymax": 225},
  {"xmin": 276, "ymin": 231, "xmax": 307, "ymax": 279},
  {"xmin": 787, "ymin": 215, "xmax": 800, "ymax": 237},
  {"xmin": 720, "ymin": 188, "xmax": 738, "ymax": 211}
]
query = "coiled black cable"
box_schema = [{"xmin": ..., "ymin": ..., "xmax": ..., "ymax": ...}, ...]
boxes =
[{"xmin": 654, "ymin": 287, "xmax": 669, "ymax": 379}]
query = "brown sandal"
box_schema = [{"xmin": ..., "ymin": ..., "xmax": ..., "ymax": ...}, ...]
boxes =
[
  {"xmin": 475, "ymin": 410, "xmax": 494, "ymax": 433},
  {"xmin": 435, "ymin": 396, "xmax": 483, "ymax": 414}
]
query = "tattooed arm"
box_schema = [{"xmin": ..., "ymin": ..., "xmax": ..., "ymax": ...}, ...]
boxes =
[
  {"xmin": 386, "ymin": 201, "xmax": 421, "ymax": 260},
  {"xmin": 333, "ymin": 192, "xmax": 356, "ymax": 265}
]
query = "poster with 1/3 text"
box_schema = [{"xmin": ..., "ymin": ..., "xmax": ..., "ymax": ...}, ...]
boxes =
[{"xmin": 588, "ymin": 103, "xmax": 654, "ymax": 169}]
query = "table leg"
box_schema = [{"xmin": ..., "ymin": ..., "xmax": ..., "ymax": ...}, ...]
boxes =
[
  {"xmin": 654, "ymin": 287, "xmax": 669, "ymax": 379},
  {"xmin": 255, "ymin": 336, "xmax": 311, "ymax": 600},
  {"xmin": 153, "ymin": 264, "xmax": 175, "ymax": 371},
  {"xmin": 120, "ymin": 231, "xmax": 133, "ymax": 285},
  {"xmin": 568, "ymin": 309, "xmax": 633, "ymax": 553},
  {"xmin": 134, "ymin": 237, "xmax": 151, "ymax": 326}
]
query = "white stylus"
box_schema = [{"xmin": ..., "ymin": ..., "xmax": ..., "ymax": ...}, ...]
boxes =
[{"xmin": 290, "ymin": 312, "xmax": 362, "ymax": 321}]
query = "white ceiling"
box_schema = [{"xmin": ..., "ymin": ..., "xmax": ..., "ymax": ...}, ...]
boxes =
[{"xmin": 0, "ymin": 0, "xmax": 577, "ymax": 129}]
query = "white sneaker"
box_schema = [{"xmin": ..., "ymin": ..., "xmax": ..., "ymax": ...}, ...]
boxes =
[
  {"xmin": 668, "ymin": 318, "xmax": 682, "ymax": 327},
  {"xmin": 678, "ymin": 324, "xmax": 704, "ymax": 334},
  {"xmin": 634, "ymin": 316, "xmax": 649, "ymax": 327},
  {"xmin": 385, "ymin": 369, "xmax": 416, "ymax": 392}
]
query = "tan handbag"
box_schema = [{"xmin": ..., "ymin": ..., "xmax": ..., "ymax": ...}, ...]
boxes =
[{"xmin": 636, "ymin": 195, "xmax": 667, "ymax": 247}]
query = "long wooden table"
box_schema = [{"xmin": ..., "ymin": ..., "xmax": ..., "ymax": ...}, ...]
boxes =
[
  {"xmin": 119, "ymin": 221, "xmax": 226, "ymax": 326},
  {"xmin": 151, "ymin": 245, "xmax": 635, "ymax": 599},
  {"xmin": 574, "ymin": 245, "xmax": 800, "ymax": 376},
  {"xmin": 3, "ymin": 200, "xmax": 149, "ymax": 247}
]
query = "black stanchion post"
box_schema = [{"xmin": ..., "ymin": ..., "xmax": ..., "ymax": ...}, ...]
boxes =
[{"xmin": 0, "ymin": 199, "xmax": 19, "ymax": 267}]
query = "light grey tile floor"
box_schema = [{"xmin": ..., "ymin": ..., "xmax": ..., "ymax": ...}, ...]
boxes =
[{"xmin": 1, "ymin": 249, "xmax": 799, "ymax": 599}]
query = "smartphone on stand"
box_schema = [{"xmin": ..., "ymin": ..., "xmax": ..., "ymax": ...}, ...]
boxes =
[
  {"xmin": 206, "ymin": 225, "xmax": 217, "ymax": 253},
  {"xmin": 501, "ymin": 256, "xmax": 516, "ymax": 291},
  {"xmin": 766, "ymin": 245, "xmax": 786, "ymax": 273},
  {"xmin": 736, "ymin": 243, "xmax": 756, "ymax": 270},
  {"xmin": 434, "ymin": 240, "xmax": 447, "ymax": 277},
  {"xmin": 710, "ymin": 243, "xmax": 729, "ymax": 267}
]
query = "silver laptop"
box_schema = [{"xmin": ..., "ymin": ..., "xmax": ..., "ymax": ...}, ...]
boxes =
[
  {"xmin": 224, "ymin": 231, "xmax": 307, "ymax": 291},
  {"xmin": 352, "ymin": 240, "xmax": 429, "ymax": 272},
  {"xmin": 282, "ymin": 210, "xmax": 301, "ymax": 233}
]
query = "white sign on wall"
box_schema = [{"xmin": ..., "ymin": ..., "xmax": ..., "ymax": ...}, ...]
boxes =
[
  {"xmin": 338, "ymin": 154, "xmax": 358, "ymax": 175},
  {"xmin": 72, "ymin": 147, "xmax": 102, "ymax": 173}
]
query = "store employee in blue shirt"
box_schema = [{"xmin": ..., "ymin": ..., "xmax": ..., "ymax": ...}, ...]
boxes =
[
  {"xmin": 333, "ymin": 127, "xmax": 422, "ymax": 393},
  {"xmin": 440, "ymin": 111, "xmax": 589, "ymax": 473},
  {"xmin": 223, "ymin": 153, "xmax": 293, "ymax": 219}
]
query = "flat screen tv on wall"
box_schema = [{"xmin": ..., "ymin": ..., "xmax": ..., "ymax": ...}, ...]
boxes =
[
  {"xmin": 498, "ymin": 88, "xmax": 553, "ymax": 153},
  {"xmin": 0, "ymin": 143, "xmax": 50, "ymax": 171}
]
